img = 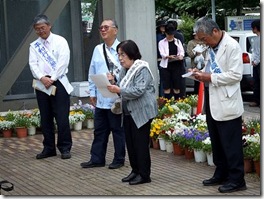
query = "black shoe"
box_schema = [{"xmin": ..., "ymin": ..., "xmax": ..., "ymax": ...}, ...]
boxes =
[
  {"xmin": 122, "ymin": 172, "xmax": 137, "ymax": 182},
  {"xmin": 218, "ymin": 181, "xmax": 247, "ymax": 193},
  {"xmin": 80, "ymin": 160, "xmax": 105, "ymax": 168},
  {"xmin": 61, "ymin": 152, "xmax": 71, "ymax": 159},
  {"xmin": 203, "ymin": 177, "xmax": 226, "ymax": 186},
  {"xmin": 108, "ymin": 163, "xmax": 124, "ymax": 169},
  {"xmin": 129, "ymin": 175, "xmax": 151, "ymax": 185},
  {"xmin": 36, "ymin": 151, "xmax": 57, "ymax": 159}
]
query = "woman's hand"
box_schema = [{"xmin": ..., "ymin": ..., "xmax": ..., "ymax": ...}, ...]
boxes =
[
  {"xmin": 107, "ymin": 85, "xmax": 120, "ymax": 94},
  {"xmin": 107, "ymin": 73, "xmax": 115, "ymax": 85}
]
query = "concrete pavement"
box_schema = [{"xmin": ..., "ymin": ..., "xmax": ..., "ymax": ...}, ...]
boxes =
[{"xmin": 0, "ymin": 102, "xmax": 261, "ymax": 196}]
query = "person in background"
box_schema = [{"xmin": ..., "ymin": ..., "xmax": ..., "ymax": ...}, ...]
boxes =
[
  {"xmin": 186, "ymin": 32, "xmax": 207, "ymax": 94},
  {"xmin": 167, "ymin": 20, "xmax": 184, "ymax": 44},
  {"xmin": 29, "ymin": 14, "xmax": 73, "ymax": 160},
  {"xmin": 158, "ymin": 22, "xmax": 185, "ymax": 100},
  {"xmin": 156, "ymin": 20, "xmax": 166, "ymax": 97},
  {"xmin": 80, "ymin": 19, "xmax": 125, "ymax": 169},
  {"xmin": 249, "ymin": 19, "xmax": 260, "ymax": 107},
  {"xmin": 191, "ymin": 17, "xmax": 246, "ymax": 193},
  {"xmin": 107, "ymin": 40, "xmax": 158, "ymax": 185}
]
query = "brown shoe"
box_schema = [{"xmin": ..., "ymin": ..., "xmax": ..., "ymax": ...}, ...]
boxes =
[{"xmin": 249, "ymin": 102, "xmax": 259, "ymax": 107}]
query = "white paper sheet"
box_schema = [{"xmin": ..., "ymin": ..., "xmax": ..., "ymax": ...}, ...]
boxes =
[
  {"xmin": 89, "ymin": 73, "xmax": 118, "ymax": 98},
  {"xmin": 182, "ymin": 71, "xmax": 200, "ymax": 81},
  {"xmin": 32, "ymin": 79, "xmax": 56, "ymax": 96}
]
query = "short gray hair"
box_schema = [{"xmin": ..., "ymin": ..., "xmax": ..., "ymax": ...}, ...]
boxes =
[
  {"xmin": 193, "ymin": 17, "xmax": 220, "ymax": 35},
  {"xmin": 33, "ymin": 14, "xmax": 50, "ymax": 26}
]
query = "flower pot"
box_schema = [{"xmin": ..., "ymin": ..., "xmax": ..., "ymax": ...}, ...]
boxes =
[
  {"xmin": 244, "ymin": 158, "xmax": 253, "ymax": 173},
  {"xmin": 165, "ymin": 141, "xmax": 173, "ymax": 153},
  {"xmin": 206, "ymin": 152, "xmax": 215, "ymax": 166},
  {"xmin": 73, "ymin": 121, "xmax": 83, "ymax": 131},
  {"xmin": 16, "ymin": 127, "xmax": 27, "ymax": 138},
  {"xmin": 194, "ymin": 149, "xmax": 207, "ymax": 163},
  {"xmin": 2, "ymin": 129, "xmax": 12, "ymax": 138},
  {"xmin": 184, "ymin": 148, "xmax": 194, "ymax": 160},
  {"xmin": 253, "ymin": 160, "xmax": 260, "ymax": 177},
  {"xmin": 173, "ymin": 142, "xmax": 185, "ymax": 155},
  {"xmin": 151, "ymin": 138, "xmax": 160, "ymax": 150},
  {"xmin": 87, "ymin": 119, "xmax": 94, "ymax": 129},
  {"xmin": 192, "ymin": 107, "xmax": 197, "ymax": 115},
  {"xmin": 28, "ymin": 126, "xmax": 36, "ymax": 136},
  {"xmin": 158, "ymin": 137, "xmax": 166, "ymax": 151}
]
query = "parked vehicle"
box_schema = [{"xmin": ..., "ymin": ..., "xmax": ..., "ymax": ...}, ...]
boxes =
[
  {"xmin": 184, "ymin": 31, "xmax": 257, "ymax": 93},
  {"xmin": 227, "ymin": 31, "xmax": 256, "ymax": 92}
]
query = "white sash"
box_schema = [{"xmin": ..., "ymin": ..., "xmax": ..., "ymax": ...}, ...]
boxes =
[
  {"xmin": 30, "ymin": 40, "xmax": 57, "ymax": 72},
  {"xmin": 98, "ymin": 44, "xmax": 121, "ymax": 77},
  {"xmin": 30, "ymin": 40, "xmax": 73, "ymax": 94},
  {"xmin": 120, "ymin": 60, "xmax": 153, "ymax": 88}
]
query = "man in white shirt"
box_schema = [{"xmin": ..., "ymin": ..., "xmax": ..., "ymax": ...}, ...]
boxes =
[
  {"xmin": 249, "ymin": 19, "xmax": 260, "ymax": 107},
  {"xmin": 29, "ymin": 14, "xmax": 73, "ymax": 160}
]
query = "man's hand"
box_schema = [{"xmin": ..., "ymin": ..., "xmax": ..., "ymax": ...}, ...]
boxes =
[
  {"xmin": 40, "ymin": 76, "xmax": 54, "ymax": 89},
  {"xmin": 90, "ymin": 97, "xmax": 97, "ymax": 107}
]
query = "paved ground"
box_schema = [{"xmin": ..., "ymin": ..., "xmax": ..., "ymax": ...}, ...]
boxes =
[{"xmin": 0, "ymin": 103, "xmax": 261, "ymax": 197}]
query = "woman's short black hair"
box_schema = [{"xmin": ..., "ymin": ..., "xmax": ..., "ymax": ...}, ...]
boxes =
[{"xmin": 116, "ymin": 40, "xmax": 142, "ymax": 60}]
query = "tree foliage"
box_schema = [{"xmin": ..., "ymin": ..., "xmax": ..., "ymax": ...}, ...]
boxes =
[
  {"xmin": 81, "ymin": 0, "xmax": 97, "ymax": 17},
  {"xmin": 155, "ymin": 0, "xmax": 260, "ymax": 19}
]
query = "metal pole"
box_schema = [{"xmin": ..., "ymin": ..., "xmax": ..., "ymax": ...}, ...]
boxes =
[{"xmin": 211, "ymin": 0, "xmax": 216, "ymax": 21}]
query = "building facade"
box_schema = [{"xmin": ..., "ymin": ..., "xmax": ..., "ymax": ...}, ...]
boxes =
[{"xmin": 0, "ymin": 0, "xmax": 157, "ymax": 111}]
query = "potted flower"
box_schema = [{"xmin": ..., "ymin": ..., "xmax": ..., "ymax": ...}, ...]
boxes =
[
  {"xmin": 242, "ymin": 132, "xmax": 260, "ymax": 176},
  {"xmin": 242, "ymin": 118, "xmax": 260, "ymax": 135},
  {"xmin": 69, "ymin": 110, "xmax": 86, "ymax": 131},
  {"xmin": 202, "ymin": 137, "xmax": 214, "ymax": 166},
  {"xmin": 175, "ymin": 102, "xmax": 192, "ymax": 115},
  {"xmin": 25, "ymin": 109, "xmax": 41, "ymax": 136},
  {"xmin": 157, "ymin": 102, "xmax": 179, "ymax": 119},
  {"xmin": 0, "ymin": 117, "xmax": 15, "ymax": 138},
  {"xmin": 14, "ymin": 113, "xmax": 30, "ymax": 138},
  {"xmin": 184, "ymin": 94, "xmax": 198, "ymax": 115}
]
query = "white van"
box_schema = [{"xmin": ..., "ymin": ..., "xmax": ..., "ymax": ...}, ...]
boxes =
[{"xmin": 227, "ymin": 31, "xmax": 257, "ymax": 92}]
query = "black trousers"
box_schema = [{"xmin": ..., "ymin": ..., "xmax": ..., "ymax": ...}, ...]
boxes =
[
  {"xmin": 90, "ymin": 108, "xmax": 125, "ymax": 164},
  {"xmin": 124, "ymin": 115, "xmax": 152, "ymax": 179},
  {"xmin": 253, "ymin": 63, "xmax": 260, "ymax": 105},
  {"xmin": 36, "ymin": 80, "xmax": 72, "ymax": 154},
  {"xmin": 204, "ymin": 88, "xmax": 244, "ymax": 183}
]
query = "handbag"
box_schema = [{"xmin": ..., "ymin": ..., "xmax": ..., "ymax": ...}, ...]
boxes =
[
  {"xmin": 103, "ymin": 44, "xmax": 122, "ymax": 114},
  {"xmin": 111, "ymin": 97, "xmax": 122, "ymax": 114}
]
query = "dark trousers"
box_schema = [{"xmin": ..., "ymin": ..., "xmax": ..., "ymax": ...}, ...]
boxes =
[
  {"xmin": 124, "ymin": 115, "xmax": 151, "ymax": 179},
  {"xmin": 204, "ymin": 88, "xmax": 244, "ymax": 183},
  {"xmin": 36, "ymin": 80, "xmax": 72, "ymax": 154},
  {"xmin": 90, "ymin": 108, "xmax": 125, "ymax": 164},
  {"xmin": 253, "ymin": 63, "xmax": 260, "ymax": 104}
]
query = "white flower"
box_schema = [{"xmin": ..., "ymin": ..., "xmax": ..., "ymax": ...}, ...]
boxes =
[
  {"xmin": 69, "ymin": 112, "xmax": 86, "ymax": 124},
  {"xmin": 175, "ymin": 111, "xmax": 191, "ymax": 121},
  {"xmin": 202, "ymin": 137, "xmax": 211, "ymax": 145},
  {"xmin": 0, "ymin": 121, "xmax": 14, "ymax": 130}
]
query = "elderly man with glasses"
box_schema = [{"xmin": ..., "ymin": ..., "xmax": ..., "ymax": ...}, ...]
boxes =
[{"xmin": 80, "ymin": 19, "xmax": 126, "ymax": 170}]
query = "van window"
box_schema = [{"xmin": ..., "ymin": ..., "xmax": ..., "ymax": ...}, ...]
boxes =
[
  {"xmin": 247, "ymin": 36, "xmax": 256, "ymax": 54},
  {"xmin": 231, "ymin": 36, "xmax": 239, "ymax": 43}
]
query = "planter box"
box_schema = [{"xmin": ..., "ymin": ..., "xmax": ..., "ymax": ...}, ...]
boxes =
[{"xmin": 71, "ymin": 81, "xmax": 89, "ymax": 97}]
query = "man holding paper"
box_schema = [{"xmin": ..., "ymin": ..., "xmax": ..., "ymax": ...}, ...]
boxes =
[
  {"xmin": 80, "ymin": 19, "xmax": 125, "ymax": 170},
  {"xmin": 29, "ymin": 14, "xmax": 73, "ymax": 160},
  {"xmin": 190, "ymin": 17, "xmax": 246, "ymax": 193}
]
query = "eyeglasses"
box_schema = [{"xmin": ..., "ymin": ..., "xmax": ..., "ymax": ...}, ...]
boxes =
[
  {"xmin": 35, "ymin": 26, "xmax": 47, "ymax": 33},
  {"xmin": 98, "ymin": 25, "xmax": 116, "ymax": 31}
]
